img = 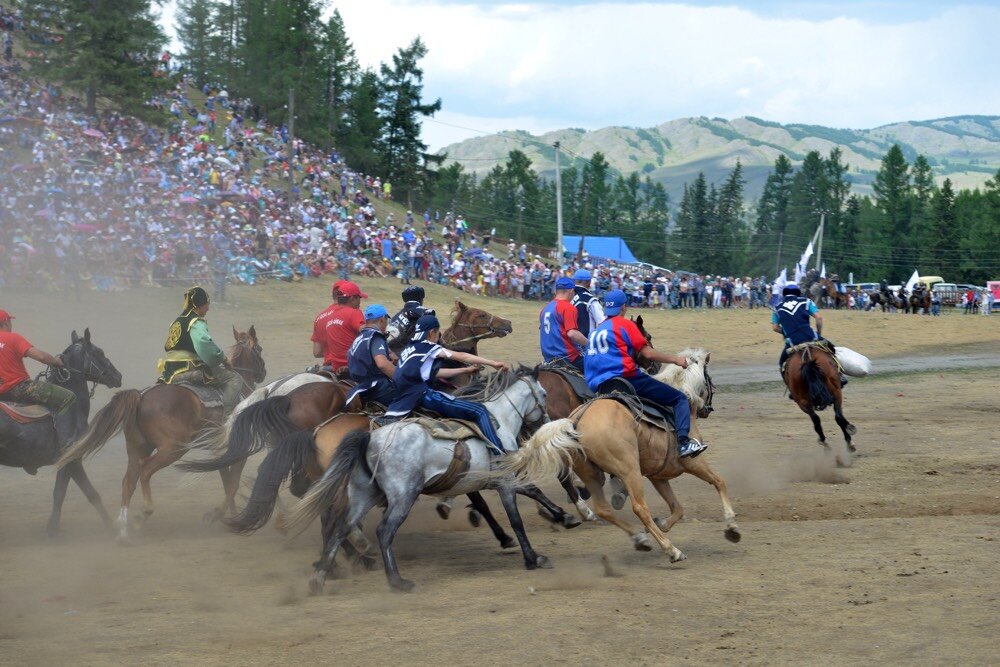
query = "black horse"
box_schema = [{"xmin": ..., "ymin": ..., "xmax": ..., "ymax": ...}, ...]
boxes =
[{"xmin": 0, "ymin": 329, "xmax": 122, "ymax": 535}]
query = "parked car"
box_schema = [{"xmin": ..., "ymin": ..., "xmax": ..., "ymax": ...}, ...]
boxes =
[{"xmin": 932, "ymin": 283, "xmax": 962, "ymax": 306}]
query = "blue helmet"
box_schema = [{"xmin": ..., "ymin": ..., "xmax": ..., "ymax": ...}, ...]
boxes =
[
  {"xmin": 413, "ymin": 314, "xmax": 440, "ymax": 340},
  {"xmin": 782, "ymin": 284, "xmax": 802, "ymax": 297},
  {"xmin": 572, "ymin": 269, "xmax": 591, "ymax": 281},
  {"xmin": 603, "ymin": 289, "xmax": 628, "ymax": 315}
]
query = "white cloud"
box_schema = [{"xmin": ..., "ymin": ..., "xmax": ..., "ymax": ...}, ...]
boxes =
[{"xmin": 161, "ymin": 2, "xmax": 1000, "ymax": 149}]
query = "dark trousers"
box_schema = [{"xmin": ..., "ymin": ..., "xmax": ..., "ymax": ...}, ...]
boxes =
[
  {"xmin": 421, "ymin": 390, "xmax": 506, "ymax": 454},
  {"xmin": 624, "ymin": 373, "xmax": 691, "ymax": 440}
]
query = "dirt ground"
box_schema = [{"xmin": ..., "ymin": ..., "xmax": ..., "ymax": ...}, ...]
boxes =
[{"xmin": 1, "ymin": 281, "xmax": 998, "ymax": 666}]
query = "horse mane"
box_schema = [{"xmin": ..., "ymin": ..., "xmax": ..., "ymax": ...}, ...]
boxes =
[
  {"xmin": 651, "ymin": 348, "xmax": 709, "ymax": 410},
  {"xmin": 453, "ymin": 367, "xmax": 535, "ymax": 403}
]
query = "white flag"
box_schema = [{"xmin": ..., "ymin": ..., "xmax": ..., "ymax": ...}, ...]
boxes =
[
  {"xmin": 794, "ymin": 263, "xmax": 804, "ymax": 283},
  {"xmin": 777, "ymin": 268, "xmax": 788, "ymax": 286},
  {"xmin": 904, "ymin": 269, "xmax": 920, "ymax": 293},
  {"xmin": 820, "ymin": 263, "xmax": 827, "ymax": 279},
  {"xmin": 799, "ymin": 241, "xmax": 814, "ymax": 271}
]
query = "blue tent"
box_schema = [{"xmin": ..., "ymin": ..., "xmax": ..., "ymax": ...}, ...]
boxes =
[{"xmin": 562, "ymin": 235, "xmax": 639, "ymax": 264}]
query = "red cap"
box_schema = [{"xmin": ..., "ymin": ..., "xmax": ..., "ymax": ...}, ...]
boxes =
[
  {"xmin": 331, "ymin": 279, "xmax": 349, "ymax": 297},
  {"xmin": 0, "ymin": 310, "xmax": 13, "ymax": 322},
  {"xmin": 339, "ymin": 281, "xmax": 368, "ymax": 298}
]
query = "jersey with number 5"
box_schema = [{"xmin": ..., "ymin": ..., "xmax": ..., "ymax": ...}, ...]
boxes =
[
  {"xmin": 539, "ymin": 299, "xmax": 582, "ymax": 362},
  {"xmin": 584, "ymin": 315, "xmax": 647, "ymax": 390}
]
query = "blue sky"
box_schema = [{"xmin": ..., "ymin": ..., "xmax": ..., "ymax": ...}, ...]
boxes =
[{"xmin": 159, "ymin": 1, "xmax": 999, "ymax": 150}]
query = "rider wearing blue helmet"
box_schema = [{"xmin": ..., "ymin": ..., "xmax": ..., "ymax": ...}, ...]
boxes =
[{"xmin": 772, "ymin": 284, "xmax": 847, "ymax": 385}]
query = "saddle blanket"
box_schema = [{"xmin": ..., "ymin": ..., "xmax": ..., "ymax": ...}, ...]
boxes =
[
  {"xmin": 0, "ymin": 401, "xmax": 51, "ymax": 423},
  {"xmin": 173, "ymin": 382, "xmax": 224, "ymax": 408}
]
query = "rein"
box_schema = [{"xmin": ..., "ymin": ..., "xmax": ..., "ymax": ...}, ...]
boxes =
[
  {"xmin": 39, "ymin": 345, "xmax": 108, "ymax": 398},
  {"xmin": 442, "ymin": 314, "xmax": 507, "ymax": 348}
]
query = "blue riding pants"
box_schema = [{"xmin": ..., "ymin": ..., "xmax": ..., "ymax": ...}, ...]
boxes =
[
  {"xmin": 420, "ymin": 390, "xmax": 506, "ymax": 455},
  {"xmin": 625, "ymin": 373, "xmax": 691, "ymax": 440}
]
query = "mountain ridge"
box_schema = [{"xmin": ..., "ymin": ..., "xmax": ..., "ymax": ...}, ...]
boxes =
[{"xmin": 438, "ymin": 114, "xmax": 1000, "ymax": 202}]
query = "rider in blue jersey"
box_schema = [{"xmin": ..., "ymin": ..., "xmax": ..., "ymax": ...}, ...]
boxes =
[
  {"xmin": 772, "ymin": 284, "xmax": 846, "ymax": 386},
  {"xmin": 345, "ymin": 304, "xmax": 397, "ymax": 407}
]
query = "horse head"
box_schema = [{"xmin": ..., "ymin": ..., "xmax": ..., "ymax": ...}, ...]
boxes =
[
  {"xmin": 230, "ymin": 324, "xmax": 266, "ymax": 384},
  {"xmin": 65, "ymin": 328, "xmax": 122, "ymax": 388},
  {"xmin": 441, "ymin": 300, "xmax": 513, "ymax": 352},
  {"xmin": 631, "ymin": 315, "xmax": 660, "ymax": 373}
]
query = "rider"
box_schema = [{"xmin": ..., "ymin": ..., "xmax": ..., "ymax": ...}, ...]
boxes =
[
  {"xmin": 539, "ymin": 276, "xmax": 588, "ymax": 373},
  {"xmin": 772, "ymin": 284, "xmax": 847, "ymax": 387},
  {"xmin": 570, "ymin": 269, "xmax": 605, "ymax": 339},
  {"xmin": 384, "ymin": 315, "xmax": 510, "ymax": 455},
  {"xmin": 387, "ymin": 285, "xmax": 435, "ymax": 345},
  {"xmin": 312, "ymin": 280, "xmax": 367, "ymax": 374},
  {"xmin": 158, "ymin": 287, "xmax": 244, "ymax": 415},
  {"xmin": 0, "ymin": 310, "xmax": 74, "ymax": 413},
  {"xmin": 345, "ymin": 304, "xmax": 397, "ymax": 408},
  {"xmin": 585, "ymin": 290, "xmax": 706, "ymax": 459}
]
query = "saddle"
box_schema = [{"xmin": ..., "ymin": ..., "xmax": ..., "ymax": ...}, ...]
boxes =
[
  {"xmin": 171, "ymin": 382, "xmax": 224, "ymax": 409},
  {"xmin": 537, "ymin": 360, "xmax": 596, "ymax": 402},
  {"xmin": 781, "ymin": 340, "xmax": 841, "ymax": 376},
  {"xmin": 578, "ymin": 382, "xmax": 675, "ymax": 433},
  {"xmin": 0, "ymin": 401, "xmax": 51, "ymax": 424}
]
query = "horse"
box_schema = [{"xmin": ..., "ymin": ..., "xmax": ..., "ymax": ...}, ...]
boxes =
[
  {"xmin": 782, "ymin": 341, "xmax": 856, "ymax": 457},
  {"xmin": 810, "ymin": 278, "xmax": 849, "ymax": 310},
  {"xmin": 867, "ymin": 290, "xmax": 903, "ymax": 313},
  {"xmin": 909, "ymin": 290, "xmax": 931, "ymax": 315},
  {"xmin": 178, "ymin": 300, "xmax": 512, "ymax": 481},
  {"xmin": 283, "ymin": 370, "xmax": 550, "ymax": 593},
  {"xmin": 491, "ymin": 357, "xmax": 738, "ymax": 563},
  {"xmin": 0, "ymin": 329, "xmax": 122, "ymax": 536},
  {"xmin": 55, "ymin": 326, "xmax": 266, "ymax": 542}
]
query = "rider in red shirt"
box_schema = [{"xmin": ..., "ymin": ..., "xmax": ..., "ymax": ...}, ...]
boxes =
[
  {"xmin": 312, "ymin": 281, "xmax": 367, "ymax": 372},
  {"xmin": 0, "ymin": 310, "xmax": 75, "ymax": 413}
]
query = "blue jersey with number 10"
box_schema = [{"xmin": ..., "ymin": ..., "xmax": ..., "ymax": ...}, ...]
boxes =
[{"xmin": 584, "ymin": 316, "xmax": 648, "ymax": 391}]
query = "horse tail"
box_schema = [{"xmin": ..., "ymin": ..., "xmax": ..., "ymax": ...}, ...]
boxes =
[
  {"xmin": 283, "ymin": 430, "xmax": 372, "ymax": 537},
  {"xmin": 223, "ymin": 429, "xmax": 315, "ymax": 535},
  {"xmin": 801, "ymin": 359, "xmax": 835, "ymax": 411},
  {"xmin": 178, "ymin": 395, "xmax": 297, "ymax": 472},
  {"xmin": 56, "ymin": 389, "xmax": 141, "ymax": 468},
  {"xmin": 492, "ymin": 418, "xmax": 583, "ymax": 487}
]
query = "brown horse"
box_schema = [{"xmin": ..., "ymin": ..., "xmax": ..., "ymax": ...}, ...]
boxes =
[
  {"xmin": 180, "ymin": 300, "xmax": 512, "ymax": 478},
  {"xmin": 56, "ymin": 326, "xmax": 266, "ymax": 542},
  {"xmin": 909, "ymin": 290, "xmax": 931, "ymax": 315},
  {"xmin": 783, "ymin": 342, "xmax": 856, "ymax": 456},
  {"xmin": 496, "ymin": 357, "xmax": 739, "ymax": 562}
]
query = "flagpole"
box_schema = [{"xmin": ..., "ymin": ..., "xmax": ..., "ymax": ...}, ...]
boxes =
[{"xmin": 814, "ymin": 213, "xmax": 824, "ymax": 271}]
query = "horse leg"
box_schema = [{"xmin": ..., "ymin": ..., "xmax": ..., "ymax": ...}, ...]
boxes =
[
  {"xmin": 834, "ymin": 403, "xmax": 857, "ymax": 453},
  {"xmin": 576, "ymin": 462, "xmax": 653, "ymax": 551},
  {"xmin": 376, "ymin": 486, "xmax": 423, "ymax": 593},
  {"xmin": 681, "ymin": 458, "xmax": 741, "ymax": 543},
  {"xmin": 519, "ymin": 484, "xmax": 581, "ymax": 529},
  {"xmin": 798, "ymin": 402, "xmax": 827, "ymax": 447},
  {"xmin": 619, "ymin": 469, "xmax": 686, "ymax": 562},
  {"xmin": 495, "ymin": 486, "xmax": 551, "ymax": 570},
  {"xmin": 649, "ymin": 478, "xmax": 684, "ymax": 534},
  {"xmin": 46, "ymin": 466, "xmax": 73, "ymax": 537},
  {"xmin": 64, "ymin": 460, "xmax": 112, "ymax": 533},
  {"xmin": 137, "ymin": 445, "xmax": 187, "ymax": 526},
  {"xmin": 118, "ymin": 448, "xmax": 143, "ymax": 543},
  {"xmin": 466, "ymin": 492, "xmax": 516, "ymax": 549},
  {"xmin": 309, "ymin": 484, "xmax": 380, "ymax": 595},
  {"xmin": 560, "ymin": 470, "xmax": 597, "ymax": 521}
]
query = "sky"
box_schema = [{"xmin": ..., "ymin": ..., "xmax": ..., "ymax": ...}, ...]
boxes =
[{"xmin": 158, "ymin": 1, "xmax": 1000, "ymax": 151}]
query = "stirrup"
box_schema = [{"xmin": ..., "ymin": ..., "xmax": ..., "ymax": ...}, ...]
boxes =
[{"xmin": 678, "ymin": 437, "xmax": 707, "ymax": 458}]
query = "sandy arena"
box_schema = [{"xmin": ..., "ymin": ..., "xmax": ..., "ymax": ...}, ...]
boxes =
[{"xmin": 1, "ymin": 281, "xmax": 998, "ymax": 665}]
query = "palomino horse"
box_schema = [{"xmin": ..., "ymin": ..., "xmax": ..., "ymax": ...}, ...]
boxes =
[
  {"xmin": 179, "ymin": 300, "xmax": 512, "ymax": 479},
  {"xmin": 56, "ymin": 326, "xmax": 266, "ymax": 542},
  {"xmin": 284, "ymin": 371, "xmax": 550, "ymax": 593},
  {"xmin": 494, "ymin": 357, "xmax": 739, "ymax": 563},
  {"xmin": 0, "ymin": 330, "xmax": 122, "ymax": 535},
  {"xmin": 783, "ymin": 342, "xmax": 856, "ymax": 456}
]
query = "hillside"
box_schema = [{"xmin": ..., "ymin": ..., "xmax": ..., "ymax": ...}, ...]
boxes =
[{"xmin": 439, "ymin": 115, "xmax": 1000, "ymax": 201}]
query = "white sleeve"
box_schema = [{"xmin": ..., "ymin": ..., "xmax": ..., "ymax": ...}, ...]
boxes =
[{"xmin": 589, "ymin": 299, "xmax": 606, "ymax": 326}]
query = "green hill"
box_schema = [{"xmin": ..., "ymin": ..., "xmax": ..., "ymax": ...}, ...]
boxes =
[{"xmin": 438, "ymin": 115, "xmax": 1000, "ymax": 201}]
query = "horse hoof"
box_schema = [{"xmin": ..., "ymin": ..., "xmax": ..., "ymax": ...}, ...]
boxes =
[
  {"xmin": 817, "ymin": 439, "xmax": 829, "ymax": 449},
  {"xmin": 308, "ymin": 572, "xmax": 326, "ymax": 596},
  {"xmin": 527, "ymin": 555, "xmax": 553, "ymax": 570},
  {"xmin": 632, "ymin": 533, "xmax": 654, "ymax": 551},
  {"xmin": 847, "ymin": 442, "xmax": 857, "ymax": 453},
  {"xmin": 561, "ymin": 514, "xmax": 582, "ymax": 529},
  {"xmin": 500, "ymin": 536, "xmax": 517, "ymax": 549},
  {"xmin": 467, "ymin": 509, "xmax": 481, "ymax": 527},
  {"xmin": 610, "ymin": 492, "xmax": 628, "ymax": 511},
  {"xmin": 360, "ymin": 556, "xmax": 380, "ymax": 571},
  {"xmin": 846, "ymin": 424, "xmax": 857, "ymax": 436},
  {"xmin": 203, "ymin": 508, "xmax": 223, "ymax": 524},
  {"xmin": 390, "ymin": 578, "xmax": 416, "ymax": 593},
  {"xmin": 576, "ymin": 486, "xmax": 591, "ymax": 500},
  {"xmin": 654, "ymin": 517, "xmax": 670, "ymax": 532},
  {"xmin": 116, "ymin": 534, "xmax": 132, "ymax": 547},
  {"xmin": 724, "ymin": 527, "xmax": 742, "ymax": 543},
  {"xmin": 669, "ymin": 549, "xmax": 687, "ymax": 563},
  {"xmin": 435, "ymin": 503, "xmax": 450, "ymax": 520}
]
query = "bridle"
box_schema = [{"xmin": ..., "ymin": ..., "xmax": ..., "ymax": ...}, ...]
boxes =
[
  {"xmin": 40, "ymin": 343, "xmax": 113, "ymax": 399},
  {"xmin": 443, "ymin": 313, "xmax": 509, "ymax": 349},
  {"xmin": 228, "ymin": 338, "xmax": 266, "ymax": 391},
  {"xmin": 500, "ymin": 375, "xmax": 547, "ymax": 439}
]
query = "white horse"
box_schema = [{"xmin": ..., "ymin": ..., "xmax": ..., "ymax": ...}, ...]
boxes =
[{"xmin": 284, "ymin": 371, "xmax": 549, "ymax": 594}]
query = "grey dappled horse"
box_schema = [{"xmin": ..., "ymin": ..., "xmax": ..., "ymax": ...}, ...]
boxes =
[{"xmin": 285, "ymin": 371, "xmax": 550, "ymax": 594}]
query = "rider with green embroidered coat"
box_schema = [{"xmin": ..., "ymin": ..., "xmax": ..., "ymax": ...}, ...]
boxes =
[{"xmin": 158, "ymin": 287, "xmax": 243, "ymax": 414}]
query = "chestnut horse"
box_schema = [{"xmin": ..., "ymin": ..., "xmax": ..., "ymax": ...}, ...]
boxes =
[
  {"xmin": 783, "ymin": 342, "xmax": 856, "ymax": 455},
  {"xmin": 179, "ymin": 300, "xmax": 512, "ymax": 479},
  {"xmin": 496, "ymin": 355, "xmax": 739, "ymax": 563},
  {"xmin": 56, "ymin": 326, "xmax": 266, "ymax": 542}
]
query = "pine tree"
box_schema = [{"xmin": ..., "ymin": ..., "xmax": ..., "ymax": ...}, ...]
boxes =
[
  {"xmin": 787, "ymin": 151, "xmax": 828, "ymax": 243},
  {"xmin": 176, "ymin": 0, "xmax": 218, "ymax": 85},
  {"xmin": 752, "ymin": 154, "xmax": 794, "ymax": 274},
  {"xmin": 320, "ymin": 10, "xmax": 359, "ymax": 143},
  {"xmin": 341, "ymin": 69, "xmax": 383, "ymax": 174},
  {"xmin": 869, "ymin": 144, "xmax": 911, "ymax": 279},
  {"xmin": 926, "ymin": 178, "xmax": 957, "ymax": 275},
  {"xmin": 19, "ymin": 0, "xmax": 167, "ymax": 116},
  {"xmin": 378, "ymin": 37, "xmax": 442, "ymax": 204}
]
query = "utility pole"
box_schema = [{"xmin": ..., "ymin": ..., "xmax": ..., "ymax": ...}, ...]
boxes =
[
  {"xmin": 578, "ymin": 178, "xmax": 591, "ymax": 262},
  {"xmin": 286, "ymin": 88, "xmax": 296, "ymax": 199},
  {"xmin": 554, "ymin": 141, "xmax": 563, "ymax": 264},
  {"xmin": 775, "ymin": 230, "xmax": 783, "ymax": 276}
]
